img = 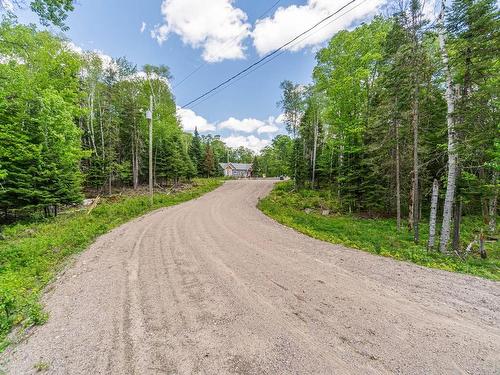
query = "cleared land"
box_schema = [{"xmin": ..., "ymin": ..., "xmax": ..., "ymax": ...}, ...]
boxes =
[{"xmin": 1, "ymin": 180, "xmax": 499, "ymax": 374}]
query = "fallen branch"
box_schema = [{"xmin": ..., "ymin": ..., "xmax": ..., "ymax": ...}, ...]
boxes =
[
  {"xmin": 86, "ymin": 196, "xmax": 100, "ymax": 215},
  {"xmin": 463, "ymin": 231, "xmax": 487, "ymax": 259}
]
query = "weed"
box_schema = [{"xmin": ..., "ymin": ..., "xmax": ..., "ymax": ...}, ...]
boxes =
[
  {"xmin": 258, "ymin": 181, "xmax": 499, "ymax": 280},
  {"xmin": 33, "ymin": 361, "xmax": 50, "ymax": 372},
  {"xmin": 0, "ymin": 179, "xmax": 222, "ymax": 349}
]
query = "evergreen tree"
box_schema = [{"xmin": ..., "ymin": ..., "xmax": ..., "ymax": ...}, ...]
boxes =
[
  {"xmin": 203, "ymin": 144, "xmax": 216, "ymax": 178},
  {"xmin": 189, "ymin": 127, "xmax": 203, "ymax": 176}
]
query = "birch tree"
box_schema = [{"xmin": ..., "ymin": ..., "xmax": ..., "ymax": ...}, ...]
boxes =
[{"xmin": 438, "ymin": 0, "xmax": 458, "ymax": 253}]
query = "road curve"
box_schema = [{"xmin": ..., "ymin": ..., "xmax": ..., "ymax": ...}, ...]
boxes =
[{"xmin": 2, "ymin": 180, "xmax": 499, "ymax": 374}]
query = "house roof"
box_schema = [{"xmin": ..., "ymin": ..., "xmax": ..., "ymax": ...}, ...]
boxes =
[{"xmin": 219, "ymin": 162, "xmax": 252, "ymax": 171}]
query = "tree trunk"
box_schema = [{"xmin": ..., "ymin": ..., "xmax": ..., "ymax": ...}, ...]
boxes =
[
  {"xmin": 311, "ymin": 108, "xmax": 318, "ymax": 189},
  {"xmin": 88, "ymin": 92, "xmax": 98, "ymax": 156},
  {"xmin": 428, "ymin": 179, "xmax": 439, "ymax": 250},
  {"xmin": 99, "ymin": 101, "xmax": 105, "ymax": 160},
  {"xmin": 452, "ymin": 198, "xmax": 461, "ymax": 253},
  {"xmin": 479, "ymin": 167, "xmax": 489, "ymax": 223},
  {"xmin": 479, "ymin": 231, "xmax": 486, "ymax": 259},
  {"xmin": 131, "ymin": 134, "xmax": 137, "ymax": 190},
  {"xmin": 395, "ymin": 117, "xmax": 401, "ymax": 231},
  {"xmin": 408, "ymin": 176, "xmax": 414, "ymax": 231},
  {"xmin": 489, "ymin": 171, "xmax": 498, "ymax": 234},
  {"xmin": 438, "ymin": 0, "xmax": 458, "ymax": 253},
  {"xmin": 411, "ymin": 79, "xmax": 420, "ymax": 243},
  {"xmin": 132, "ymin": 118, "xmax": 139, "ymax": 190}
]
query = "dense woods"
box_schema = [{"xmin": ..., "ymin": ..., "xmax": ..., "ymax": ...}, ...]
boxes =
[
  {"xmin": 0, "ymin": 0, "xmax": 498, "ymax": 255},
  {"xmin": 258, "ymin": 0, "xmax": 498, "ymax": 255},
  {"xmin": 0, "ymin": 20, "xmax": 257, "ymax": 219}
]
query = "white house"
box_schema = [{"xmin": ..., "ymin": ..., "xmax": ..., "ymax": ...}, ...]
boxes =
[{"xmin": 219, "ymin": 163, "xmax": 253, "ymax": 178}]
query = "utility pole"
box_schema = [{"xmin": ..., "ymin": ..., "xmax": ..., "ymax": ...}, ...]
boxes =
[{"xmin": 146, "ymin": 95, "xmax": 153, "ymax": 204}]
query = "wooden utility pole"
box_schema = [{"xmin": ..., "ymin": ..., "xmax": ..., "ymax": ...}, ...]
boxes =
[{"xmin": 147, "ymin": 95, "xmax": 153, "ymax": 204}]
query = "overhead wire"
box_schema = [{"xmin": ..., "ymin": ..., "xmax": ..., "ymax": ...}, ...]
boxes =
[
  {"xmin": 181, "ymin": 0, "xmax": 357, "ymax": 109},
  {"xmin": 184, "ymin": 0, "xmax": 367, "ymax": 110},
  {"xmin": 173, "ymin": 0, "xmax": 282, "ymax": 89}
]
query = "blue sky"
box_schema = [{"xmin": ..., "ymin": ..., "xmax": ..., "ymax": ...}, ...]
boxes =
[{"xmin": 12, "ymin": 0, "xmax": 390, "ymax": 151}]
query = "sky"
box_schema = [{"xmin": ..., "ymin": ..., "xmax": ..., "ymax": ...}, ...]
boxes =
[{"xmin": 11, "ymin": 0, "xmax": 397, "ymax": 151}]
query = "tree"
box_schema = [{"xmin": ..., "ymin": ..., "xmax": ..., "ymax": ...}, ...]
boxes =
[
  {"xmin": 203, "ymin": 144, "xmax": 216, "ymax": 178},
  {"xmin": 279, "ymin": 80, "xmax": 304, "ymax": 186},
  {"xmin": 188, "ymin": 127, "xmax": 203, "ymax": 176},
  {"xmin": 0, "ymin": 21, "xmax": 82, "ymax": 214},
  {"xmin": 1, "ymin": 0, "xmax": 75, "ymax": 29}
]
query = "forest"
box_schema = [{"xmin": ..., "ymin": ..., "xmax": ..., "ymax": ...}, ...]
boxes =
[
  {"xmin": 0, "ymin": 18, "xmax": 256, "ymax": 221},
  {"xmin": 0, "ymin": 0, "xmax": 498, "ymax": 255},
  {"xmin": 257, "ymin": 0, "xmax": 498, "ymax": 258}
]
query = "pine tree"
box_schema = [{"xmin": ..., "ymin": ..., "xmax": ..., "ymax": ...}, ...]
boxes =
[
  {"xmin": 203, "ymin": 144, "xmax": 216, "ymax": 178},
  {"xmin": 189, "ymin": 127, "xmax": 203, "ymax": 177}
]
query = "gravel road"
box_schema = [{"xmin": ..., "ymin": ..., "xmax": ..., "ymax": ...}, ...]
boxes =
[{"xmin": 2, "ymin": 180, "xmax": 499, "ymax": 374}]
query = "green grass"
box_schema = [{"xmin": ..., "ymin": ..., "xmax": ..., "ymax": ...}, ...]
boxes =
[
  {"xmin": 0, "ymin": 178, "xmax": 222, "ymax": 349},
  {"xmin": 258, "ymin": 181, "xmax": 499, "ymax": 281}
]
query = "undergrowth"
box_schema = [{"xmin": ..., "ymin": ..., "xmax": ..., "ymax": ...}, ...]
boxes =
[
  {"xmin": 258, "ymin": 181, "xmax": 499, "ymax": 281},
  {"xmin": 0, "ymin": 178, "xmax": 222, "ymax": 349}
]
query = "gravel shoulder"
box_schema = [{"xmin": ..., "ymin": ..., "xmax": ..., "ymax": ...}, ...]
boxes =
[{"xmin": 1, "ymin": 180, "xmax": 499, "ymax": 374}]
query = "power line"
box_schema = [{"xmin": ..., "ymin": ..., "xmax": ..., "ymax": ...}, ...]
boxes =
[
  {"xmin": 187, "ymin": 0, "xmax": 370, "ymax": 110},
  {"xmin": 259, "ymin": 0, "xmax": 283, "ymax": 19},
  {"xmin": 173, "ymin": 0, "xmax": 282, "ymax": 89},
  {"xmin": 182, "ymin": 0, "xmax": 357, "ymax": 109}
]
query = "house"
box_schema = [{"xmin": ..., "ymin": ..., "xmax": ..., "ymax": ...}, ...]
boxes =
[{"xmin": 219, "ymin": 162, "xmax": 253, "ymax": 178}]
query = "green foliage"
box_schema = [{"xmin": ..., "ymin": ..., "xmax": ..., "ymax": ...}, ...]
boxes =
[
  {"xmin": 257, "ymin": 135, "xmax": 293, "ymax": 177},
  {"xmin": 0, "ymin": 178, "xmax": 222, "ymax": 349},
  {"xmin": 203, "ymin": 143, "xmax": 216, "ymax": 177},
  {"xmin": 0, "ymin": 21, "xmax": 83, "ymax": 213},
  {"xmin": 268, "ymin": 0, "xmax": 497, "ymax": 254},
  {"xmin": 260, "ymin": 182, "xmax": 499, "ymax": 280},
  {"xmin": 188, "ymin": 128, "xmax": 203, "ymax": 176},
  {"xmin": 30, "ymin": 0, "xmax": 74, "ymax": 29}
]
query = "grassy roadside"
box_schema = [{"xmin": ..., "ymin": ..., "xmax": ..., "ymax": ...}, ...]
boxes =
[
  {"xmin": 258, "ymin": 181, "xmax": 499, "ymax": 281},
  {"xmin": 0, "ymin": 178, "xmax": 222, "ymax": 349}
]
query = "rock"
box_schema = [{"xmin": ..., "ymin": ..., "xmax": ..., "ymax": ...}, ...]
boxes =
[
  {"xmin": 82, "ymin": 198, "xmax": 94, "ymax": 207},
  {"xmin": 321, "ymin": 209, "xmax": 330, "ymax": 216},
  {"xmin": 304, "ymin": 208, "xmax": 313, "ymax": 214}
]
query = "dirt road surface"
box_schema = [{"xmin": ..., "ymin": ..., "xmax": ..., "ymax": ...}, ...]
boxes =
[{"xmin": 1, "ymin": 180, "xmax": 499, "ymax": 374}]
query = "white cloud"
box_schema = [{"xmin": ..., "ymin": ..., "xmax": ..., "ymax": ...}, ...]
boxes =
[
  {"xmin": 177, "ymin": 107, "xmax": 216, "ymax": 132},
  {"xmin": 218, "ymin": 115, "xmax": 282, "ymax": 134},
  {"xmin": 129, "ymin": 71, "xmax": 171, "ymax": 87},
  {"xmin": 175, "ymin": 108, "xmax": 281, "ymax": 151},
  {"xmin": 252, "ymin": 0, "xmax": 384, "ymax": 55},
  {"xmin": 219, "ymin": 117, "xmax": 263, "ymax": 133},
  {"xmin": 65, "ymin": 42, "xmax": 119, "ymax": 73},
  {"xmin": 275, "ymin": 113, "xmax": 285, "ymax": 124},
  {"xmin": 152, "ymin": 0, "xmax": 250, "ymax": 62},
  {"xmin": 65, "ymin": 41, "xmax": 84, "ymax": 54},
  {"xmin": 151, "ymin": 24, "xmax": 169, "ymax": 44},
  {"xmin": 94, "ymin": 51, "xmax": 118, "ymax": 72},
  {"xmin": 222, "ymin": 135, "xmax": 270, "ymax": 152},
  {"xmin": 257, "ymin": 125, "xmax": 279, "ymax": 134},
  {"xmin": 140, "ymin": 21, "xmax": 147, "ymax": 33}
]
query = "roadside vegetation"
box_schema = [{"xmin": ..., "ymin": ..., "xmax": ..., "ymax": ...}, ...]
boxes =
[
  {"xmin": 0, "ymin": 8, "xmax": 254, "ymax": 351},
  {"xmin": 0, "ymin": 178, "xmax": 221, "ymax": 349},
  {"xmin": 255, "ymin": 0, "xmax": 498, "ymax": 267},
  {"xmin": 259, "ymin": 182, "xmax": 499, "ymax": 280}
]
